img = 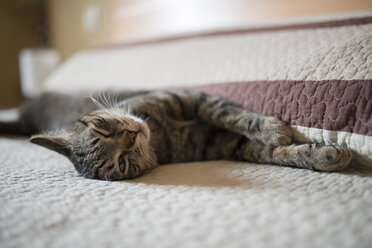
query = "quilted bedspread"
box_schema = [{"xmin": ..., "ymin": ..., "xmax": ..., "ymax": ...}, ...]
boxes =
[
  {"xmin": 1, "ymin": 137, "xmax": 372, "ymax": 248},
  {"xmin": 187, "ymin": 80, "xmax": 372, "ymax": 165},
  {"xmin": 44, "ymin": 13, "xmax": 372, "ymax": 166},
  {"xmin": 1, "ymin": 12, "xmax": 372, "ymax": 248}
]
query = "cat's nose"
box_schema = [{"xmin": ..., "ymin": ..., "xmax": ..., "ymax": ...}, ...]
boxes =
[{"xmin": 125, "ymin": 131, "xmax": 137, "ymax": 142}]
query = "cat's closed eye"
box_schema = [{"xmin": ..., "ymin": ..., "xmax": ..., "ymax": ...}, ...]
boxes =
[{"xmin": 92, "ymin": 128, "xmax": 113, "ymax": 138}]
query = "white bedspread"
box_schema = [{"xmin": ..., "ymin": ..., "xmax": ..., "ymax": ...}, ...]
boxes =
[
  {"xmin": 1, "ymin": 137, "xmax": 371, "ymax": 248},
  {"xmin": 2, "ymin": 11, "xmax": 372, "ymax": 248}
]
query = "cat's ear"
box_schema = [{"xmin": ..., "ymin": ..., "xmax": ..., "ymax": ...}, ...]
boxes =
[{"xmin": 30, "ymin": 134, "xmax": 72, "ymax": 158}]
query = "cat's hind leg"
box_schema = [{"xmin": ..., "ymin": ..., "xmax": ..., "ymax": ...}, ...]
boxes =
[{"xmin": 239, "ymin": 142, "xmax": 352, "ymax": 172}]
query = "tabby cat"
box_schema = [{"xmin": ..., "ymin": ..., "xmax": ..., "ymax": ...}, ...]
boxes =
[{"xmin": 0, "ymin": 91, "xmax": 352, "ymax": 180}]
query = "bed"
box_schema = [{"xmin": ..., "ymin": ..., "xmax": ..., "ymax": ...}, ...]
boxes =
[{"xmin": 1, "ymin": 12, "xmax": 372, "ymax": 248}]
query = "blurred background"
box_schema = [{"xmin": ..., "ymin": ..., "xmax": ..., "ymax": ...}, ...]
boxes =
[{"xmin": 0, "ymin": 0, "xmax": 371, "ymax": 109}]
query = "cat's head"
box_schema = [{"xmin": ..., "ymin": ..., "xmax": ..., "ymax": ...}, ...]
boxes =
[{"xmin": 30, "ymin": 109, "xmax": 157, "ymax": 180}]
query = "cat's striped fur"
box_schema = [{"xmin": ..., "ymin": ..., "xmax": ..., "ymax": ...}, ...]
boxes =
[{"xmin": 0, "ymin": 91, "xmax": 352, "ymax": 180}]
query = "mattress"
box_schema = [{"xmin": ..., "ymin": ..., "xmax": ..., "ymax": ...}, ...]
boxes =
[
  {"xmin": 1, "ymin": 11, "xmax": 372, "ymax": 248},
  {"xmin": 44, "ymin": 14, "xmax": 372, "ymax": 166}
]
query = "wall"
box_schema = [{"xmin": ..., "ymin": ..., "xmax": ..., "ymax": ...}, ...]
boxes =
[
  {"xmin": 0, "ymin": 0, "xmax": 45, "ymax": 108},
  {"xmin": 112, "ymin": 0, "xmax": 372, "ymax": 43},
  {"xmin": 47, "ymin": 0, "xmax": 372, "ymax": 59},
  {"xmin": 47, "ymin": 0, "xmax": 115, "ymax": 60},
  {"xmin": 1, "ymin": 0, "xmax": 371, "ymax": 108}
]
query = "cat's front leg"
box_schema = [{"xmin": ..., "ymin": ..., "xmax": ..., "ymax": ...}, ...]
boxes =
[
  {"xmin": 254, "ymin": 116, "xmax": 292, "ymax": 146},
  {"xmin": 190, "ymin": 91, "xmax": 293, "ymax": 146},
  {"xmin": 209, "ymin": 109, "xmax": 293, "ymax": 147},
  {"xmin": 227, "ymin": 113, "xmax": 293, "ymax": 146},
  {"xmin": 271, "ymin": 143, "xmax": 353, "ymax": 171},
  {"xmin": 240, "ymin": 142, "xmax": 353, "ymax": 171}
]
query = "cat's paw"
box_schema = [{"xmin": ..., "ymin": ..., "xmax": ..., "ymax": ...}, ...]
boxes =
[
  {"xmin": 258, "ymin": 117, "xmax": 292, "ymax": 146},
  {"xmin": 311, "ymin": 144, "xmax": 353, "ymax": 171}
]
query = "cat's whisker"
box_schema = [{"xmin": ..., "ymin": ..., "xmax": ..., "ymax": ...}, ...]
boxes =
[
  {"xmin": 144, "ymin": 117, "xmax": 150, "ymax": 123},
  {"xmin": 101, "ymin": 92, "xmax": 113, "ymax": 111},
  {"xmin": 91, "ymin": 92, "xmax": 124, "ymax": 120},
  {"xmin": 113, "ymin": 94, "xmax": 121, "ymax": 110},
  {"xmin": 107, "ymin": 92, "xmax": 119, "ymax": 111},
  {"xmin": 103, "ymin": 93, "xmax": 112, "ymax": 109},
  {"xmin": 90, "ymin": 93, "xmax": 107, "ymax": 111},
  {"xmin": 126, "ymin": 105, "xmax": 132, "ymax": 114}
]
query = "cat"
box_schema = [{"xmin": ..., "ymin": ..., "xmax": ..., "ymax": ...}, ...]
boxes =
[{"xmin": 0, "ymin": 90, "xmax": 352, "ymax": 180}]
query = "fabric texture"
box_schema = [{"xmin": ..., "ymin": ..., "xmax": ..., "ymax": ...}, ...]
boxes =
[
  {"xmin": 43, "ymin": 13, "xmax": 372, "ymax": 165},
  {"xmin": 1, "ymin": 137, "xmax": 372, "ymax": 248},
  {"xmin": 44, "ymin": 17, "xmax": 372, "ymax": 92},
  {"xmin": 182, "ymin": 80, "xmax": 372, "ymax": 165}
]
